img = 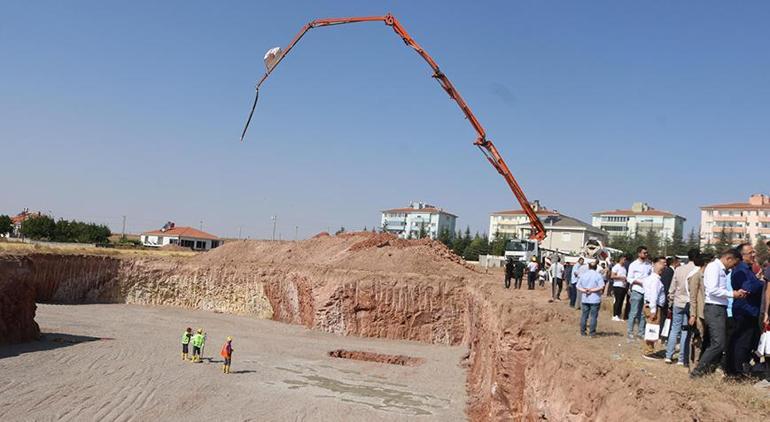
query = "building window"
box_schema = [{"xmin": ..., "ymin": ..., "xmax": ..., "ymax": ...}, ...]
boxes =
[{"xmin": 195, "ymin": 241, "xmax": 206, "ymax": 249}]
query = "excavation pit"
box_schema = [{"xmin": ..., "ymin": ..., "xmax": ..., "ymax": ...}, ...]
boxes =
[{"xmin": 327, "ymin": 349, "xmax": 425, "ymax": 366}]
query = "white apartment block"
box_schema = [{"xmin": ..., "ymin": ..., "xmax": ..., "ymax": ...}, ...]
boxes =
[
  {"xmin": 381, "ymin": 202, "xmax": 456, "ymax": 240},
  {"xmin": 591, "ymin": 202, "xmax": 685, "ymax": 241},
  {"xmin": 700, "ymin": 193, "xmax": 770, "ymax": 246}
]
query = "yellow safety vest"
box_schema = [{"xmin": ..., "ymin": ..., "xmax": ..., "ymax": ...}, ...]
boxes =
[
  {"xmin": 191, "ymin": 333, "xmax": 204, "ymax": 348},
  {"xmin": 181, "ymin": 332, "xmax": 191, "ymax": 345}
]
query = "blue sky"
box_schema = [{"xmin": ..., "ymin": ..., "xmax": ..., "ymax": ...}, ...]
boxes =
[{"xmin": 1, "ymin": 1, "xmax": 768, "ymax": 239}]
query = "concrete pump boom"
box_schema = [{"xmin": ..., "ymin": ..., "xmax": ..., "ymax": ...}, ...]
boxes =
[{"xmin": 239, "ymin": 13, "xmax": 547, "ymax": 241}]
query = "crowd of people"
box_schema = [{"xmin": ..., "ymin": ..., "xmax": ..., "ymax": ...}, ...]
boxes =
[
  {"xmin": 503, "ymin": 241, "xmax": 770, "ymax": 380},
  {"xmin": 180, "ymin": 327, "xmax": 235, "ymax": 374}
]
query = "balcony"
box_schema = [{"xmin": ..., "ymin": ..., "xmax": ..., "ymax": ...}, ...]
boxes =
[
  {"xmin": 712, "ymin": 227, "xmax": 747, "ymax": 234},
  {"xmin": 713, "ymin": 215, "xmax": 746, "ymax": 222},
  {"xmin": 759, "ymin": 228, "xmax": 770, "ymax": 235}
]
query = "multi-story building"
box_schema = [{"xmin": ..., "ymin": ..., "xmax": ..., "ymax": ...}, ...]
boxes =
[
  {"xmin": 591, "ymin": 202, "xmax": 685, "ymax": 241},
  {"xmin": 700, "ymin": 193, "xmax": 770, "ymax": 246},
  {"xmin": 489, "ymin": 201, "xmax": 608, "ymax": 254},
  {"xmin": 381, "ymin": 202, "xmax": 457, "ymax": 240}
]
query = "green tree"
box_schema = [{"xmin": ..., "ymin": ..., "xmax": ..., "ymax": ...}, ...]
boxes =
[
  {"xmin": 0, "ymin": 215, "xmax": 12, "ymax": 236},
  {"xmin": 335, "ymin": 226, "xmax": 346, "ymax": 235},
  {"xmin": 671, "ymin": 226, "xmax": 685, "ymax": 255},
  {"xmin": 437, "ymin": 227, "xmax": 452, "ymax": 247},
  {"xmin": 685, "ymin": 228, "xmax": 700, "ymax": 252},
  {"xmin": 489, "ymin": 230, "xmax": 509, "ymax": 256},
  {"xmin": 714, "ymin": 229, "xmax": 731, "ymax": 252},
  {"xmin": 463, "ymin": 234, "xmax": 489, "ymax": 261},
  {"xmin": 20, "ymin": 215, "xmax": 56, "ymax": 240},
  {"xmin": 643, "ymin": 229, "xmax": 661, "ymax": 256},
  {"xmin": 755, "ymin": 237, "xmax": 769, "ymax": 265},
  {"xmin": 418, "ymin": 222, "xmax": 427, "ymax": 239}
]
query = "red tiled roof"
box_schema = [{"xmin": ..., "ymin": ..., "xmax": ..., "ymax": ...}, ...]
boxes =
[
  {"xmin": 11, "ymin": 211, "xmax": 41, "ymax": 225},
  {"xmin": 141, "ymin": 227, "xmax": 219, "ymax": 240},
  {"xmin": 592, "ymin": 209, "xmax": 677, "ymax": 217},
  {"xmin": 701, "ymin": 202, "xmax": 770, "ymax": 210},
  {"xmin": 383, "ymin": 207, "xmax": 457, "ymax": 217}
]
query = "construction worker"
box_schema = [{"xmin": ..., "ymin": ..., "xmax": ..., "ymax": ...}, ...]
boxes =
[
  {"xmin": 181, "ymin": 327, "xmax": 192, "ymax": 361},
  {"xmin": 191, "ymin": 328, "xmax": 205, "ymax": 363},
  {"xmin": 220, "ymin": 337, "xmax": 234, "ymax": 374}
]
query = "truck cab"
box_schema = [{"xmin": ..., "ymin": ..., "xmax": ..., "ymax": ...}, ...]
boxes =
[{"xmin": 504, "ymin": 239, "xmax": 539, "ymax": 263}]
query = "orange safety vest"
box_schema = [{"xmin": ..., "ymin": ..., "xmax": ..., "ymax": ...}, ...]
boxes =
[{"xmin": 220, "ymin": 343, "xmax": 232, "ymax": 358}]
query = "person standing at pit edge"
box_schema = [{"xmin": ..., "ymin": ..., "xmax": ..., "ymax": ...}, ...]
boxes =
[
  {"xmin": 220, "ymin": 337, "xmax": 234, "ymax": 374},
  {"xmin": 627, "ymin": 246, "xmax": 652, "ymax": 340},
  {"xmin": 690, "ymin": 249, "xmax": 747, "ymax": 379},
  {"xmin": 727, "ymin": 243, "xmax": 764, "ymax": 377},
  {"xmin": 504, "ymin": 257, "xmax": 514, "ymax": 289},
  {"xmin": 181, "ymin": 327, "xmax": 192, "ymax": 361},
  {"xmin": 577, "ymin": 261, "xmax": 605, "ymax": 337},
  {"xmin": 641, "ymin": 256, "xmax": 667, "ymax": 360},
  {"xmin": 551, "ymin": 256, "xmax": 565, "ymax": 301},
  {"xmin": 610, "ymin": 255, "xmax": 628, "ymax": 322},
  {"xmin": 526, "ymin": 256, "xmax": 539, "ymax": 290}
]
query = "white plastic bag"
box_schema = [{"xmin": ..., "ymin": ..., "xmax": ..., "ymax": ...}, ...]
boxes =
[
  {"xmin": 756, "ymin": 331, "xmax": 770, "ymax": 357},
  {"xmin": 644, "ymin": 323, "xmax": 660, "ymax": 342},
  {"xmin": 661, "ymin": 317, "xmax": 671, "ymax": 338}
]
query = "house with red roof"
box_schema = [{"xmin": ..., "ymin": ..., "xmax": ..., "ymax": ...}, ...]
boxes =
[
  {"xmin": 140, "ymin": 222, "xmax": 221, "ymax": 251},
  {"xmin": 489, "ymin": 201, "xmax": 608, "ymax": 253},
  {"xmin": 9, "ymin": 208, "xmax": 43, "ymax": 238},
  {"xmin": 591, "ymin": 202, "xmax": 685, "ymax": 241}
]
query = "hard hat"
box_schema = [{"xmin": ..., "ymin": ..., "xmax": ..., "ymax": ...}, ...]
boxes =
[
  {"xmin": 226, "ymin": 336, "xmax": 232, "ymax": 342},
  {"xmin": 197, "ymin": 328, "xmax": 203, "ymax": 334}
]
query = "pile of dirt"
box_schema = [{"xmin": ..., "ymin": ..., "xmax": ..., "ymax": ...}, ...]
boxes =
[
  {"xmin": 191, "ymin": 232, "xmax": 476, "ymax": 276},
  {"xmin": 311, "ymin": 231, "xmax": 331, "ymax": 238}
]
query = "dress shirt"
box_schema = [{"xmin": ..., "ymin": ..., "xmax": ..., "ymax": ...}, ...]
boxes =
[
  {"xmin": 703, "ymin": 259, "xmax": 731, "ymax": 306},
  {"xmin": 576, "ymin": 269, "xmax": 605, "ymax": 304},
  {"xmin": 628, "ymin": 259, "xmax": 652, "ymax": 294},
  {"xmin": 643, "ymin": 272, "xmax": 666, "ymax": 314},
  {"xmin": 551, "ymin": 262, "xmax": 564, "ymax": 279},
  {"xmin": 571, "ymin": 264, "xmax": 587, "ymax": 285}
]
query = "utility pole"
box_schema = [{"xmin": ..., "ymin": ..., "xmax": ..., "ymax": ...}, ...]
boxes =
[
  {"xmin": 238, "ymin": 226, "xmax": 243, "ymax": 240},
  {"xmin": 121, "ymin": 215, "xmax": 126, "ymax": 240},
  {"xmin": 295, "ymin": 225, "xmax": 299, "ymax": 241},
  {"xmin": 200, "ymin": 220, "xmax": 203, "ymax": 231},
  {"xmin": 271, "ymin": 216, "xmax": 277, "ymax": 241}
]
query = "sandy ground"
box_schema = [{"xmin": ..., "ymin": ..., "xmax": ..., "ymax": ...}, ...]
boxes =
[{"xmin": 0, "ymin": 304, "xmax": 466, "ymax": 422}]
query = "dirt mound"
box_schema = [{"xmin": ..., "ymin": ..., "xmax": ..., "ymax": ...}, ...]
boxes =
[
  {"xmin": 192, "ymin": 232, "xmax": 476, "ymax": 276},
  {"xmin": 312, "ymin": 231, "xmax": 331, "ymax": 238}
]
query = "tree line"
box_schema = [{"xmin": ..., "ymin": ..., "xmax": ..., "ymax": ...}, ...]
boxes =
[{"xmin": 0, "ymin": 214, "xmax": 112, "ymax": 244}]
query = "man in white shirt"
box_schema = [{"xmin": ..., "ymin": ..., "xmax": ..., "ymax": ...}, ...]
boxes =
[
  {"xmin": 690, "ymin": 249, "xmax": 746, "ymax": 378},
  {"xmin": 526, "ymin": 257, "xmax": 539, "ymax": 290},
  {"xmin": 568, "ymin": 258, "xmax": 584, "ymax": 308},
  {"xmin": 626, "ymin": 246, "xmax": 652, "ymax": 339},
  {"xmin": 641, "ymin": 256, "xmax": 667, "ymax": 359},
  {"xmin": 610, "ymin": 255, "xmax": 628, "ymax": 321},
  {"xmin": 550, "ymin": 256, "xmax": 565, "ymax": 301}
]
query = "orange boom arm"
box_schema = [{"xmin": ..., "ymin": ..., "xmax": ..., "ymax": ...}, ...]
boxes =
[{"xmin": 240, "ymin": 13, "xmax": 546, "ymax": 241}]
